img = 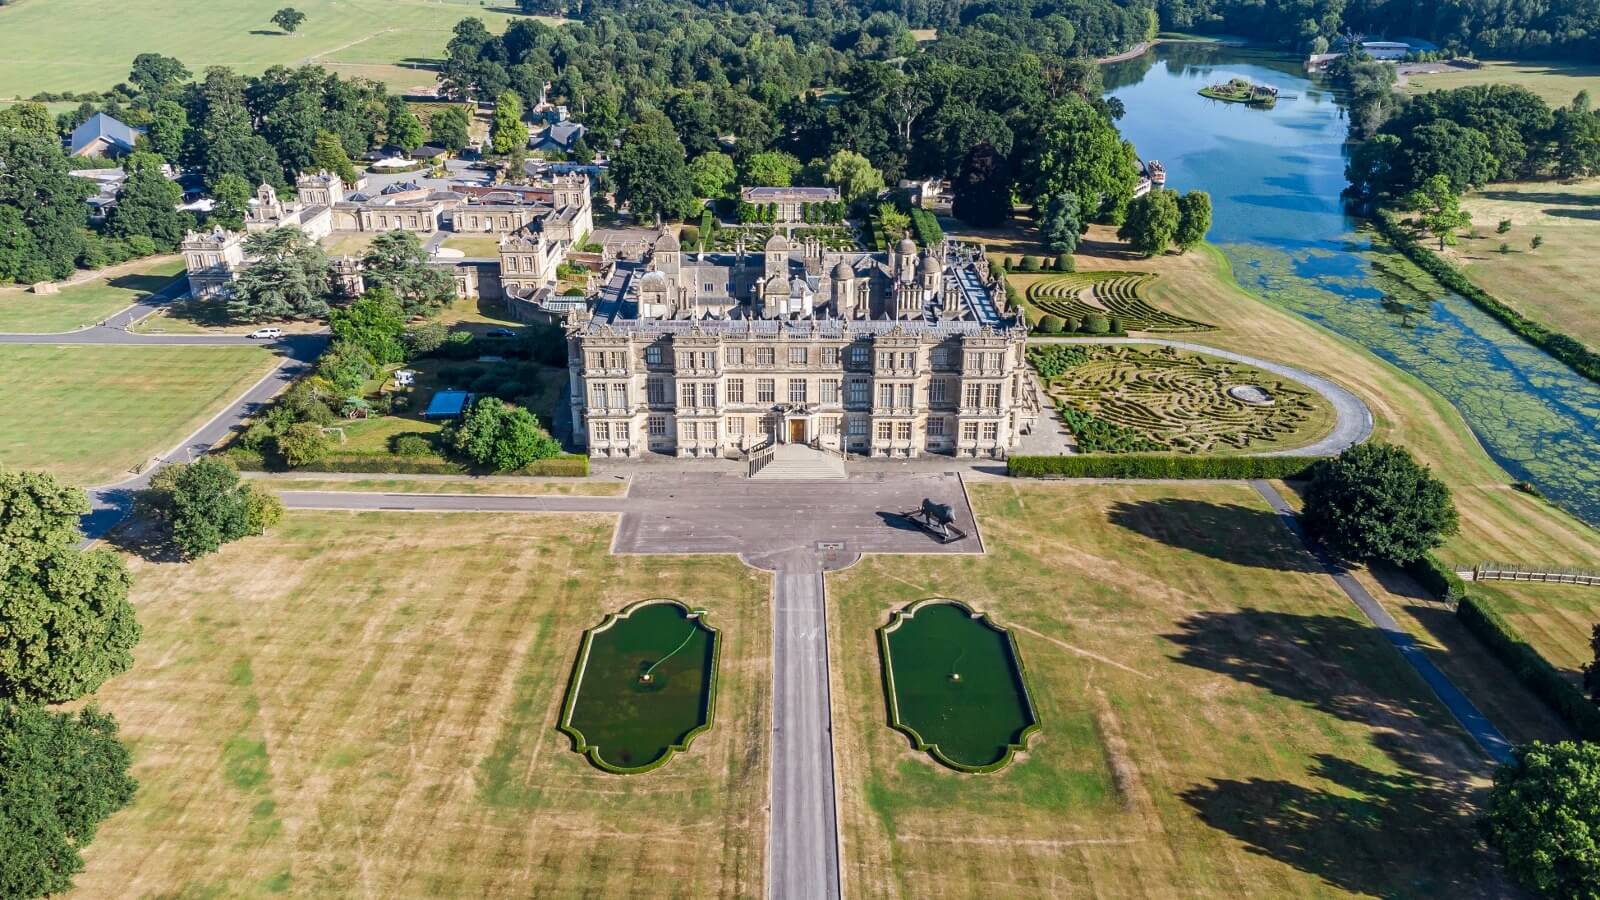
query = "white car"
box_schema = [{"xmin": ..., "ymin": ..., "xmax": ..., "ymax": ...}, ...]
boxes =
[{"xmin": 247, "ymin": 327, "xmax": 283, "ymax": 340}]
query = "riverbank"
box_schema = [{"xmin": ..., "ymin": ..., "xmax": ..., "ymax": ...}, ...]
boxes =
[{"xmin": 1097, "ymin": 33, "xmax": 1250, "ymax": 65}]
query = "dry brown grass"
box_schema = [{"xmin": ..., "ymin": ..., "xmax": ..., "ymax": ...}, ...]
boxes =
[
  {"xmin": 72, "ymin": 512, "xmax": 770, "ymax": 899},
  {"xmin": 244, "ymin": 474, "xmax": 628, "ymax": 496},
  {"xmin": 830, "ymin": 480, "xmax": 1513, "ymax": 897}
]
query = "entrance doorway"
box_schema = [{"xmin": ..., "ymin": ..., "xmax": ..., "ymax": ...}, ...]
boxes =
[{"xmin": 788, "ymin": 419, "xmax": 806, "ymax": 444}]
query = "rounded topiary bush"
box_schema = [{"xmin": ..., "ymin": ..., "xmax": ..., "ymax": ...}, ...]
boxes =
[
  {"xmin": 1082, "ymin": 314, "xmax": 1111, "ymax": 334},
  {"xmin": 1039, "ymin": 314, "xmax": 1066, "ymax": 335},
  {"xmin": 1055, "ymin": 253, "xmax": 1074, "ymax": 272},
  {"xmin": 1019, "ymin": 255, "xmax": 1040, "ymax": 272},
  {"xmin": 1109, "ymin": 315, "xmax": 1124, "ymax": 333},
  {"xmin": 391, "ymin": 433, "xmax": 434, "ymax": 457}
]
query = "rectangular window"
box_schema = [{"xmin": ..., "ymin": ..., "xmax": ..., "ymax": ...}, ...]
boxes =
[
  {"xmin": 848, "ymin": 417, "xmax": 867, "ymax": 436},
  {"xmin": 593, "ymin": 421, "xmax": 609, "ymax": 440},
  {"xmin": 927, "ymin": 417, "xmax": 945, "ymax": 437},
  {"xmin": 704, "ymin": 421, "xmax": 718, "ymax": 440},
  {"xmin": 822, "ymin": 347, "xmax": 840, "ymax": 366},
  {"xmin": 648, "ymin": 376, "xmax": 666, "ymax": 405},
  {"xmin": 848, "ymin": 345, "xmax": 868, "ymax": 365},
  {"xmin": 930, "ymin": 379, "xmax": 947, "ymax": 404},
  {"xmin": 983, "ymin": 422, "xmax": 999, "ymax": 441},
  {"xmin": 876, "ymin": 421, "xmax": 893, "ymax": 440},
  {"xmin": 590, "ymin": 384, "xmax": 607, "ymax": 408},
  {"xmin": 611, "ymin": 384, "xmax": 629, "ymax": 408},
  {"xmin": 726, "ymin": 346, "xmax": 745, "ymax": 365},
  {"xmin": 683, "ymin": 422, "xmax": 697, "ymax": 441},
  {"xmin": 983, "ymin": 384, "xmax": 1001, "ymax": 408},
  {"xmin": 700, "ymin": 382, "xmax": 716, "ymax": 407},
  {"xmin": 789, "ymin": 378, "xmax": 807, "ymax": 403},
  {"xmin": 789, "ymin": 346, "xmax": 807, "ymax": 365},
  {"xmin": 897, "ymin": 384, "xmax": 914, "ymax": 408},
  {"xmin": 899, "ymin": 351, "xmax": 915, "ymax": 370},
  {"xmin": 649, "ymin": 415, "xmax": 666, "ymax": 437},
  {"xmin": 757, "ymin": 378, "xmax": 775, "ymax": 403},
  {"xmin": 878, "ymin": 352, "xmax": 894, "ymax": 370},
  {"xmin": 820, "ymin": 379, "xmax": 840, "ymax": 404},
  {"xmin": 757, "ymin": 347, "xmax": 775, "ymax": 366},
  {"xmin": 727, "ymin": 378, "xmax": 745, "ymax": 403},
  {"xmin": 931, "ymin": 347, "xmax": 950, "ymax": 368},
  {"xmin": 616, "ymin": 422, "xmax": 630, "ymax": 440},
  {"xmin": 988, "ymin": 351, "xmax": 1004, "ymax": 370},
  {"xmin": 963, "ymin": 384, "xmax": 982, "ymax": 408},
  {"xmin": 878, "ymin": 384, "xmax": 894, "ymax": 408},
  {"xmin": 677, "ymin": 352, "xmax": 693, "ymax": 369},
  {"xmin": 962, "ymin": 421, "xmax": 979, "ymax": 441},
  {"xmin": 895, "ymin": 422, "xmax": 912, "ymax": 441},
  {"xmin": 727, "ymin": 417, "xmax": 745, "ymax": 436},
  {"xmin": 704, "ymin": 282, "xmax": 714, "ymax": 293},
  {"xmin": 699, "ymin": 351, "xmax": 716, "ymax": 370},
  {"xmin": 965, "ymin": 352, "xmax": 980, "ymax": 370},
  {"xmin": 848, "ymin": 379, "xmax": 868, "ymax": 405},
  {"xmin": 821, "ymin": 417, "xmax": 840, "ymax": 436},
  {"xmin": 681, "ymin": 382, "xmax": 696, "ymax": 407}
]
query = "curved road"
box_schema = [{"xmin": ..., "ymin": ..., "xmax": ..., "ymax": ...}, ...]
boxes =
[{"xmin": 1029, "ymin": 336, "xmax": 1376, "ymax": 456}]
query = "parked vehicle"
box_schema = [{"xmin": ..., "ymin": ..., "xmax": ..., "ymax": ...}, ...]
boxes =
[
  {"xmin": 486, "ymin": 327, "xmax": 516, "ymax": 339},
  {"xmin": 247, "ymin": 327, "xmax": 283, "ymax": 340}
]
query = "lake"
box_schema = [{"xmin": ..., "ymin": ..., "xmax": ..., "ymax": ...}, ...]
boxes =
[{"xmin": 1106, "ymin": 43, "xmax": 1600, "ymax": 528}]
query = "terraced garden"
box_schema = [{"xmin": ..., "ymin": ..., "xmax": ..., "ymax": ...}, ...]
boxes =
[
  {"xmin": 1025, "ymin": 271, "xmax": 1214, "ymax": 333},
  {"xmin": 1041, "ymin": 345, "xmax": 1333, "ymax": 453}
]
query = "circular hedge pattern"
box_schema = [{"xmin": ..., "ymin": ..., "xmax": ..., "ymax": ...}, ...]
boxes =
[{"xmin": 1026, "ymin": 272, "xmax": 1214, "ymax": 333}]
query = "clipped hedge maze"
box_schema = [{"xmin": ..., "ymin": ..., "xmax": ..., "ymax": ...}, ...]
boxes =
[
  {"xmin": 1026, "ymin": 271, "xmax": 1214, "ymax": 333},
  {"xmin": 1044, "ymin": 346, "xmax": 1324, "ymax": 453}
]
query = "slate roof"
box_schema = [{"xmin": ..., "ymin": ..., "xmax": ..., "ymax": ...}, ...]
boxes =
[
  {"xmin": 532, "ymin": 121, "xmax": 586, "ymax": 150},
  {"xmin": 68, "ymin": 113, "xmax": 138, "ymax": 156}
]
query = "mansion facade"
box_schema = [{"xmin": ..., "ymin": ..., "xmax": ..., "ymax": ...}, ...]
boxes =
[
  {"xmin": 181, "ymin": 170, "xmax": 594, "ymax": 318},
  {"xmin": 568, "ymin": 231, "xmax": 1039, "ymax": 460}
]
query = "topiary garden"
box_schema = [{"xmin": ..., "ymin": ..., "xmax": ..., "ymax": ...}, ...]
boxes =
[{"xmin": 1025, "ymin": 271, "xmax": 1213, "ymax": 333}]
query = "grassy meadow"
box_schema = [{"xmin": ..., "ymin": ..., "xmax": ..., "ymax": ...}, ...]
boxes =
[
  {"xmin": 0, "ymin": 257, "xmax": 183, "ymax": 333},
  {"xmin": 0, "ymin": 0, "xmax": 569, "ymax": 97},
  {"xmin": 831, "ymin": 480, "xmax": 1513, "ymax": 897},
  {"xmin": 0, "ymin": 344, "xmax": 276, "ymax": 485},
  {"xmin": 243, "ymin": 474, "xmax": 627, "ymax": 496},
  {"xmin": 1399, "ymin": 59, "xmax": 1600, "ymax": 108},
  {"xmin": 1439, "ymin": 178, "xmax": 1600, "ymax": 351},
  {"xmin": 72, "ymin": 511, "xmax": 770, "ymax": 898}
]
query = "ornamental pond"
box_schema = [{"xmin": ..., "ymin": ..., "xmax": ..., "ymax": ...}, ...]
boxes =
[
  {"xmin": 878, "ymin": 599, "xmax": 1040, "ymax": 773},
  {"xmin": 559, "ymin": 600, "xmax": 720, "ymax": 774},
  {"xmin": 1107, "ymin": 43, "xmax": 1600, "ymax": 528}
]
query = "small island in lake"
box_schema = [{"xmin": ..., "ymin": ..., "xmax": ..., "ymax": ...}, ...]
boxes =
[{"xmin": 1199, "ymin": 77, "xmax": 1278, "ymax": 107}]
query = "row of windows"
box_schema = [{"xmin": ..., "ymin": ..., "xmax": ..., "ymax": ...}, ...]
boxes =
[
  {"xmin": 634, "ymin": 345, "xmax": 1005, "ymax": 370},
  {"xmin": 638, "ymin": 377, "xmax": 1003, "ymax": 409},
  {"xmin": 590, "ymin": 421, "xmax": 631, "ymax": 441},
  {"xmin": 628, "ymin": 416, "xmax": 1001, "ymax": 443}
]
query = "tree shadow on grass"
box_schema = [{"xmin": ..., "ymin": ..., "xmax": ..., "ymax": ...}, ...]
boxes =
[
  {"xmin": 1107, "ymin": 498, "xmax": 1322, "ymax": 572},
  {"xmin": 1479, "ymin": 189, "xmax": 1600, "ymax": 206},
  {"xmin": 1544, "ymin": 207, "xmax": 1600, "ymax": 221},
  {"xmin": 106, "ymin": 272, "xmax": 178, "ymax": 295},
  {"xmin": 1182, "ymin": 753, "xmax": 1510, "ymax": 898}
]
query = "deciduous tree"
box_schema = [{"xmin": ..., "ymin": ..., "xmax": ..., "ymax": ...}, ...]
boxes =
[
  {"xmin": 1030, "ymin": 95, "xmax": 1139, "ymax": 223},
  {"xmin": 330, "ymin": 289, "xmax": 409, "ymax": 364},
  {"xmin": 1117, "ymin": 188, "xmax": 1181, "ymax": 256},
  {"xmin": 611, "ymin": 114, "xmax": 696, "ymax": 224},
  {"xmin": 1487, "ymin": 741, "xmax": 1600, "ymax": 899},
  {"xmin": 271, "ymin": 7, "xmax": 306, "ymax": 33},
  {"xmin": 688, "ymin": 152, "xmax": 737, "ymax": 200},
  {"xmin": 823, "ymin": 150, "xmax": 885, "ymax": 206},
  {"xmin": 451, "ymin": 397, "xmax": 560, "ymax": 471},
  {"xmin": 210, "ymin": 173, "xmax": 251, "ymax": 231},
  {"xmin": 1303, "ymin": 443, "xmax": 1459, "ymax": 565},
  {"xmin": 741, "ymin": 150, "xmax": 802, "ymax": 188},
  {"xmin": 428, "ymin": 106, "xmax": 471, "ymax": 154},
  {"xmin": 1174, "ymin": 190, "xmax": 1212, "ymax": 252},
  {"xmin": 951, "ymin": 142, "xmax": 1012, "ymax": 228},
  {"xmin": 490, "ymin": 91, "xmax": 529, "ymax": 155},
  {"xmin": 108, "ymin": 165, "xmax": 191, "ymax": 251},
  {"xmin": 138, "ymin": 457, "xmax": 255, "ymax": 559}
]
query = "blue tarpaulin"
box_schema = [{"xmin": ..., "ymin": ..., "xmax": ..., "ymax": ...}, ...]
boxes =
[{"xmin": 424, "ymin": 390, "xmax": 472, "ymax": 419}]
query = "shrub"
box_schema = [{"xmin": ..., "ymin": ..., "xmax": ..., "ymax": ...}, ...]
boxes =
[
  {"xmin": 405, "ymin": 320, "xmax": 448, "ymax": 356},
  {"xmin": 244, "ymin": 485, "xmax": 284, "ymax": 535},
  {"xmin": 1496, "ymin": 218, "xmax": 1512, "ymax": 234},
  {"xmin": 440, "ymin": 329, "xmax": 477, "ymax": 359},
  {"xmin": 470, "ymin": 373, "xmax": 501, "ymax": 393},
  {"xmin": 1019, "ymin": 255, "xmax": 1040, "ymax": 272},
  {"xmin": 1003, "ymin": 256, "xmax": 1015, "ymax": 269},
  {"xmin": 1054, "ymin": 253, "xmax": 1074, "ymax": 272},
  {"xmin": 1108, "ymin": 315, "xmax": 1124, "ymax": 334},
  {"xmin": 276, "ymin": 423, "xmax": 329, "ymax": 468},
  {"xmin": 1082, "ymin": 314, "xmax": 1111, "ymax": 335},
  {"xmin": 390, "ymin": 433, "xmax": 434, "ymax": 457},
  {"xmin": 1026, "ymin": 344, "xmax": 1088, "ymax": 379},
  {"xmin": 1057, "ymin": 404, "xmax": 1164, "ymax": 452},
  {"xmin": 1039, "ymin": 314, "xmax": 1066, "ymax": 335}
]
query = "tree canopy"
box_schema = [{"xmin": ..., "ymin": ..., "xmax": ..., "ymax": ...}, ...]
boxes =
[
  {"xmin": 361, "ymin": 231, "xmax": 455, "ymax": 317},
  {"xmin": 0, "ymin": 471, "xmax": 140, "ymax": 704},
  {"xmin": 138, "ymin": 458, "xmax": 277, "ymax": 559},
  {"xmin": 1487, "ymin": 741, "xmax": 1600, "ymax": 899},
  {"xmin": 451, "ymin": 397, "xmax": 561, "ymax": 471},
  {"xmin": 611, "ymin": 114, "xmax": 697, "ymax": 224},
  {"xmin": 1118, "ymin": 188, "xmax": 1181, "ymax": 256},
  {"xmin": 230, "ymin": 227, "xmax": 331, "ymax": 322},
  {"xmin": 1302, "ymin": 443, "xmax": 1459, "ymax": 565},
  {"xmin": 271, "ymin": 7, "xmax": 307, "ymax": 33}
]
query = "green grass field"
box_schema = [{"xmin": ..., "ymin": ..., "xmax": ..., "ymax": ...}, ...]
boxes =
[
  {"xmin": 831, "ymin": 480, "xmax": 1515, "ymax": 897},
  {"xmin": 0, "ymin": 258, "xmax": 184, "ymax": 333},
  {"xmin": 1472, "ymin": 579, "xmax": 1600, "ymax": 680},
  {"xmin": 243, "ymin": 474, "xmax": 626, "ymax": 496},
  {"xmin": 1399, "ymin": 59, "xmax": 1600, "ymax": 108},
  {"xmin": 71, "ymin": 512, "xmax": 769, "ymax": 898},
  {"xmin": 0, "ymin": 0, "xmax": 569, "ymax": 97},
  {"xmin": 441, "ymin": 235, "xmax": 506, "ymax": 258},
  {"xmin": 1440, "ymin": 178, "xmax": 1600, "ymax": 351},
  {"xmin": 0, "ymin": 344, "xmax": 274, "ymax": 485}
]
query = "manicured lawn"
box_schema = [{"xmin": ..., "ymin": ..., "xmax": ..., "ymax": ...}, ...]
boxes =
[
  {"xmin": 441, "ymin": 235, "xmax": 506, "ymax": 258},
  {"xmin": 243, "ymin": 474, "xmax": 626, "ymax": 496},
  {"xmin": 1399, "ymin": 59, "xmax": 1600, "ymax": 108},
  {"xmin": 0, "ymin": 344, "xmax": 275, "ymax": 485},
  {"xmin": 1437, "ymin": 178, "xmax": 1600, "ymax": 351},
  {"xmin": 319, "ymin": 231, "xmax": 379, "ymax": 258},
  {"xmin": 1471, "ymin": 580, "xmax": 1600, "ymax": 681},
  {"xmin": 0, "ymin": 259, "xmax": 184, "ymax": 333},
  {"xmin": 0, "ymin": 0, "xmax": 570, "ymax": 97},
  {"xmin": 71, "ymin": 512, "xmax": 769, "ymax": 897},
  {"xmin": 831, "ymin": 480, "xmax": 1514, "ymax": 897}
]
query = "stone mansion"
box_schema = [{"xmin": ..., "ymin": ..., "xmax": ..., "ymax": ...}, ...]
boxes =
[
  {"xmin": 181, "ymin": 169, "xmax": 594, "ymax": 318},
  {"xmin": 568, "ymin": 231, "xmax": 1040, "ymax": 460}
]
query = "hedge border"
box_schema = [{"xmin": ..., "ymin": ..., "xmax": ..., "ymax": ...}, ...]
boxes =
[
  {"xmin": 876, "ymin": 598, "xmax": 1041, "ymax": 774},
  {"xmin": 1405, "ymin": 553, "xmax": 1600, "ymax": 741},
  {"xmin": 1007, "ymin": 455, "xmax": 1320, "ymax": 480},
  {"xmin": 557, "ymin": 599, "xmax": 722, "ymax": 775},
  {"xmin": 1373, "ymin": 209, "xmax": 1600, "ymax": 387},
  {"xmin": 225, "ymin": 447, "xmax": 589, "ymax": 477}
]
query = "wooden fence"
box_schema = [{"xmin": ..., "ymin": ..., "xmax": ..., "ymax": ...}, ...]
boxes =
[{"xmin": 1469, "ymin": 562, "xmax": 1600, "ymax": 587}]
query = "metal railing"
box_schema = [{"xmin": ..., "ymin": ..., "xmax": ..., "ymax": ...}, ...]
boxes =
[{"xmin": 745, "ymin": 439, "xmax": 775, "ymax": 478}]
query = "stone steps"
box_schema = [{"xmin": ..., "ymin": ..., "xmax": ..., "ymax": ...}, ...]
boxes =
[{"xmin": 751, "ymin": 444, "xmax": 847, "ymax": 480}]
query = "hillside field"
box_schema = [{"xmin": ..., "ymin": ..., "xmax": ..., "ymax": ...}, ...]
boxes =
[{"xmin": 0, "ymin": 0, "xmax": 569, "ymax": 97}]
